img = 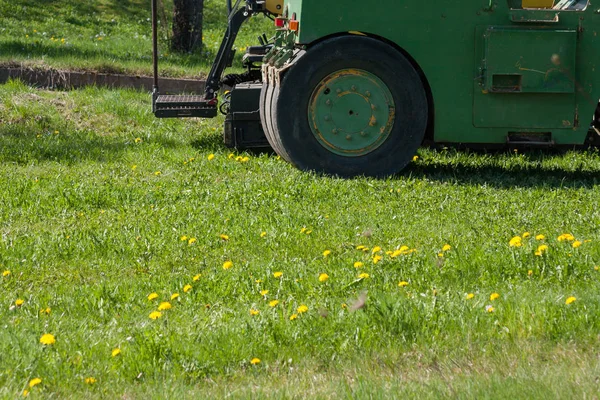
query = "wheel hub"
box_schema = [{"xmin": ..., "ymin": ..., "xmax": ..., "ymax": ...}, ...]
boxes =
[{"xmin": 308, "ymin": 69, "xmax": 395, "ymax": 157}]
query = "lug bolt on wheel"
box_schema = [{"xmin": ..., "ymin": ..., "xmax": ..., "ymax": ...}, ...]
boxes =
[{"xmin": 346, "ymin": 135, "xmax": 352, "ymax": 141}]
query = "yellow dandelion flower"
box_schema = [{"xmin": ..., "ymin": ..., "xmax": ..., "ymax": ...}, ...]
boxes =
[
  {"xmin": 154, "ymin": 171, "xmax": 161, "ymax": 176},
  {"xmin": 273, "ymin": 271, "xmax": 283, "ymax": 278},
  {"xmin": 509, "ymin": 236, "xmax": 522, "ymax": 247},
  {"xmin": 522, "ymin": 232, "xmax": 531, "ymax": 239},
  {"xmin": 250, "ymin": 309, "xmax": 260, "ymax": 316},
  {"xmin": 558, "ymin": 233, "xmax": 575, "ymax": 242},
  {"xmin": 466, "ymin": 293, "xmax": 475, "ymax": 300},
  {"xmin": 228, "ymin": 153, "xmax": 235, "ymax": 159},
  {"xmin": 323, "ymin": 249, "xmax": 332, "ymax": 257},
  {"xmin": 260, "ymin": 231, "xmax": 267, "ymax": 238},
  {"xmin": 112, "ymin": 348, "xmax": 121, "ymax": 357},
  {"xmin": 84, "ymin": 377, "xmax": 96, "ymax": 384},
  {"xmin": 528, "ymin": 270, "xmax": 533, "ymax": 276},
  {"xmin": 134, "ymin": 137, "xmax": 142, "ymax": 143},
  {"xmin": 595, "ymin": 266, "xmax": 599, "ymax": 271},
  {"xmin": 147, "ymin": 292, "xmax": 159, "ymax": 301},
  {"xmin": 442, "ymin": 244, "xmax": 452, "ymax": 252},
  {"xmin": 289, "ymin": 313, "xmax": 298, "ymax": 320},
  {"xmin": 485, "ymin": 305, "xmax": 495, "ymax": 313},
  {"xmin": 207, "ymin": 154, "xmax": 215, "ymax": 161},
  {"xmin": 372, "ymin": 246, "xmax": 382, "ymax": 254},
  {"xmin": 356, "ymin": 245, "xmax": 366, "ymax": 251},
  {"xmin": 372, "ymin": 255, "xmax": 383, "ymax": 264},
  {"xmin": 193, "ymin": 274, "xmax": 201, "ymax": 281},
  {"xmin": 250, "ymin": 358, "xmax": 261, "ymax": 365},
  {"xmin": 15, "ymin": 299, "xmax": 24, "ymax": 306},
  {"xmin": 158, "ymin": 302, "xmax": 172, "ymax": 311},
  {"xmin": 188, "ymin": 237, "xmax": 197, "ymax": 245},
  {"xmin": 23, "ymin": 389, "xmax": 29, "ymax": 397},
  {"xmin": 572, "ymin": 241, "xmax": 582, "ymax": 248},
  {"xmin": 223, "ymin": 261, "xmax": 233, "ymax": 270},
  {"xmin": 535, "ymin": 245, "xmax": 549, "ymax": 256},
  {"xmin": 297, "ymin": 305, "xmax": 308, "ymax": 314},
  {"xmin": 241, "ymin": 156, "xmax": 250, "ymax": 162},
  {"xmin": 318, "ymin": 273, "xmax": 329, "ymax": 282},
  {"xmin": 341, "ymin": 303, "xmax": 347, "ymax": 309},
  {"xmin": 260, "ymin": 290, "xmax": 269, "ymax": 296},
  {"xmin": 40, "ymin": 307, "xmax": 51, "ymax": 315},
  {"xmin": 490, "ymin": 293, "xmax": 500, "ymax": 301},
  {"xmin": 354, "ymin": 261, "xmax": 364, "ymax": 268},
  {"xmin": 180, "ymin": 235, "xmax": 188, "ymax": 241},
  {"xmin": 220, "ymin": 234, "xmax": 229, "ymax": 241},
  {"xmin": 40, "ymin": 334, "xmax": 55, "ymax": 345},
  {"xmin": 565, "ymin": 296, "xmax": 576, "ymax": 305},
  {"xmin": 131, "ymin": 164, "xmax": 137, "ymax": 170},
  {"xmin": 412, "ymin": 155, "xmax": 419, "ymax": 162},
  {"xmin": 170, "ymin": 293, "xmax": 180, "ymax": 300},
  {"xmin": 149, "ymin": 311, "xmax": 162, "ymax": 319},
  {"xmin": 358, "ymin": 273, "xmax": 370, "ymax": 279},
  {"xmin": 535, "ymin": 234, "xmax": 545, "ymax": 240},
  {"xmin": 398, "ymin": 281, "xmax": 409, "ymax": 287},
  {"xmin": 29, "ymin": 378, "xmax": 42, "ymax": 388},
  {"xmin": 255, "ymin": 279, "xmax": 262, "ymax": 283},
  {"xmin": 2, "ymin": 270, "xmax": 10, "ymax": 277},
  {"xmin": 269, "ymin": 300, "xmax": 279, "ymax": 307},
  {"xmin": 183, "ymin": 284, "xmax": 192, "ymax": 293}
]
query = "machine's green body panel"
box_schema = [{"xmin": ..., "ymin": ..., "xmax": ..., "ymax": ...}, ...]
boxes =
[{"xmin": 280, "ymin": 0, "xmax": 600, "ymax": 145}]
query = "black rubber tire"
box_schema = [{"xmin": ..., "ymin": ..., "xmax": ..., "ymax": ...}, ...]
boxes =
[{"xmin": 269, "ymin": 36, "xmax": 429, "ymax": 177}]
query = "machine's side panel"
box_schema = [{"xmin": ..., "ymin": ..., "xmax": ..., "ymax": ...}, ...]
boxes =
[{"xmin": 474, "ymin": 27, "xmax": 577, "ymax": 129}]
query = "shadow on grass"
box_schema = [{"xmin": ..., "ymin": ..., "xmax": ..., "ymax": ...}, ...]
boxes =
[
  {"xmin": 0, "ymin": 124, "xmax": 182, "ymax": 164},
  {"xmin": 0, "ymin": 41, "xmax": 150, "ymax": 67},
  {"xmin": 6, "ymin": 0, "xmax": 150, "ymax": 25},
  {"xmin": 400, "ymin": 149, "xmax": 600, "ymax": 189}
]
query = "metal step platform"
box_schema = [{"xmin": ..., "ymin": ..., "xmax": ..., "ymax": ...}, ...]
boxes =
[{"xmin": 154, "ymin": 95, "xmax": 218, "ymax": 118}]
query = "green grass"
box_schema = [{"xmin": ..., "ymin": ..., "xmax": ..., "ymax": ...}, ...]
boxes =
[
  {"xmin": 0, "ymin": 0, "xmax": 272, "ymax": 77},
  {"xmin": 1, "ymin": 78, "xmax": 600, "ymax": 397}
]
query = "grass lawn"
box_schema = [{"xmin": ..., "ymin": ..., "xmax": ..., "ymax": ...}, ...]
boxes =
[
  {"xmin": 0, "ymin": 0, "xmax": 271, "ymax": 77},
  {"xmin": 0, "ymin": 78, "xmax": 599, "ymax": 397}
]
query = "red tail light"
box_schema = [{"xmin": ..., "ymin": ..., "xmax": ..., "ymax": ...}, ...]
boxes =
[{"xmin": 274, "ymin": 17, "xmax": 286, "ymax": 28}]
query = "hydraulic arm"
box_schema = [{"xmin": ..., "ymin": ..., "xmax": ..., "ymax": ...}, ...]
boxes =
[{"xmin": 151, "ymin": 0, "xmax": 277, "ymax": 118}]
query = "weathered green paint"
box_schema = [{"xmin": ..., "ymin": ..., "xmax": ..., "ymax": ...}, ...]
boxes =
[
  {"xmin": 279, "ymin": 0, "xmax": 600, "ymax": 145},
  {"xmin": 308, "ymin": 69, "xmax": 395, "ymax": 156}
]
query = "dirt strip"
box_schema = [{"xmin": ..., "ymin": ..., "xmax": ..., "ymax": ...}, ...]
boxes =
[{"xmin": 0, "ymin": 67, "xmax": 205, "ymax": 93}]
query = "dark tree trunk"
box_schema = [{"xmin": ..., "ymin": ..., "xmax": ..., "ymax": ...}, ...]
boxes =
[{"xmin": 171, "ymin": 0, "xmax": 203, "ymax": 52}]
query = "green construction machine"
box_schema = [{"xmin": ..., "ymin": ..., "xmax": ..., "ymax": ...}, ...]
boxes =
[{"xmin": 152, "ymin": 0, "xmax": 600, "ymax": 177}]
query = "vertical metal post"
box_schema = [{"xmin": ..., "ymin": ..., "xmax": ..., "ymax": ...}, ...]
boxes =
[{"xmin": 152, "ymin": 0, "xmax": 159, "ymax": 95}]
